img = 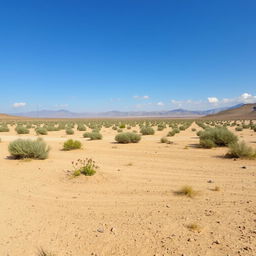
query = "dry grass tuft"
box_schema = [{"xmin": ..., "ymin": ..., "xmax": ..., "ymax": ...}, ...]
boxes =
[
  {"xmin": 186, "ymin": 223, "xmax": 202, "ymax": 232},
  {"xmin": 174, "ymin": 185, "xmax": 198, "ymax": 198}
]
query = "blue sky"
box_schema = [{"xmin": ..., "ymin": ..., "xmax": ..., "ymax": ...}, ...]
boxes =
[{"xmin": 0, "ymin": 0, "xmax": 256, "ymax": 113}]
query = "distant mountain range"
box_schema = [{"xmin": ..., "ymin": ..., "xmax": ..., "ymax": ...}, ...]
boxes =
[
  {"xmin": 10, "ymin": 104, "xmax": 244, "ymax": 118},
  {"xmin": 204, "ymin": 103, "xmax": 256, "ymax": 120}
]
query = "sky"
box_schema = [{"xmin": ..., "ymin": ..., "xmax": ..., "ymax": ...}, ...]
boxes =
[{"xmin": 0, "ymin": 0, "xmax": 256, "ymax": 113}]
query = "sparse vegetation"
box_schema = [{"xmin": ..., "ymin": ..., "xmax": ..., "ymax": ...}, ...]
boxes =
[
  {"xmin": 175, "ymin": 185, "xmax": 198, "ymax": 198},
  {"xmin": 115, "ymin": 132, "xmax": 141, "ymax": 143},
  {"xmin": 63, "ymin": 139, "xmax": 82, "ymax": 151},
  {"xmin": 72, "ymin": 158, "xmax": 98, "ymax": 176},
  {"xmin": 225, "ymin": 141, "xmax": 256, "ymax": 159},
  {"xmin": 140, "ymin": 126, "xmax": 155, "ymax": 135},
  {"xmin": 8, "ymin": 138, "xmax": 50, "ymax": 159},
  {"xmin": 199, "ymin": 127, "xmax": 238, "ymax": 148},
  {"xmin": 186, "ymin": 223, "xmax": 202, "ymax": 232},
  {"xmin": 15, "ymin": 126, "xmax": 30, "ymax": 134},
  {"xmin": 36, "ymin": 127, "xmax": 48, "ymax": 135},
  {"xmin": 66, "ymin": 128, "xmax": 74, "ymax": 135}
]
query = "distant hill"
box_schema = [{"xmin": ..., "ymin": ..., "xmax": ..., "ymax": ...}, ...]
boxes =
[
  {"xmin": 0, "ymin": 113, "xmax": 24, "ymax": 120},
  {"xmin": 10, "ymin": 105, "xmax": 241, "ymax": 118},
  {"xmin": 203, "ymin": 103, "xmax": 256, "ymax": 120}
]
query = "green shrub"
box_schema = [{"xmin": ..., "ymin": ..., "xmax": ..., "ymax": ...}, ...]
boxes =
[
  {"xmin": 83, "ymin": 132, "xmax": 90, "ymax": 138},
  {"xmin": 115, "ymin": 132, "xmax": 141, "ymax": 143},
  {"xmin": 63, "ymin": 139, "xmax": 82, "ymax": 151},
  {"xmin": 199, "ymin": 127, "xmax": 237, "ymax": 148},
  {"xmin": 36, "ymin": 127, "xmax": 48, "ymax": 135},
  {"xmin": 225, "ymin": 141, "xmax": 256, "ymax": 159},
  {"xmin": 167, "ymin": 130, "xmax": 176, "ymax": 137},
  {"xmin": 72, "ymin": 158, "xmax": 98, "ymax": 176},
  {"xmin": 8, "ymin": 138, "xmax": 50, "ymax": 159},
  {"xmin": 84, "ymin": 132, "xmax": 102, "ymax": 140},
  {"xmin": 0, "ymin": 126, "xmax": 9, "ymax": 132},
  {"xmin": 15, "ymin": 126, "xmax": 29, "ymax": 134},
  {"xmin": 119, "ymin": 124, "xmax": 126, "ymax": 129},
  {"xmin": 77, "ymin": 124, "xmax": 86, "ymax": 131},
  {"xmin": 199, "ymin": 139, "xmax": 216, "ymax": 148},
  {"xmin": 140, "ymin": 126, "xmax": 155, "ymax": 135},
  {"xmin": 66, "ymin": 128, "xmax": 74, "ymax": 135},
  {"xmin": 160, "ymin": 137, "xmax": 169, "ymax": 143},
  {"xmin": 235, "ymin": 126, "xmax": 243, "ymax": 132}
]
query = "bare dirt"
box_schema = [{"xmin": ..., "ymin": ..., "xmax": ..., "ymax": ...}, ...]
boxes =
[{"xmin": 0, "ymin": 123, "xmax": 255, "ymax": 256}]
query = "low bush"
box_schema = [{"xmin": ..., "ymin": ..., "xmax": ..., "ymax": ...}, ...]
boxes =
[
  {"xmin": 225, "ymin": 141, "xmax": 256, "ymax": 159},
  {"xmin": 199, "ymin": 127, "xmax": 237, "ymax": 148},
  {"xmin": 115, "ymin": 132, "xmax": 141, "ymax": 143},
  {"xmin": 63, "ymin": 139, "xmax": 82, "ymax": 151},
  {"xmin": 84, "ymin": 132, "xmax": 102, "ymax": 140},
  {"xmin": 8, "ymin": 138, "xmax": 50, "ymax": 159},
  {"xmin": 15, "ymin": 126, "xmax": 29, "ymax": 134},
  {"xmin": 66, "ymin": 128, "xmax": 74, "ymax": 135},
  {"xmin": 36, "ymin": 127, "xmax": 48, "ymax": 135},
  {"xmin": 140, "ymin": 126, "xmax": 155, "ymax": 135},
  {"xmin": 0, "ymin": 126, "xmax": 9, "ymax": 132},
  {"xmin": 72, "ymin": 158, "xmax": 98, "ymax": 176},
  {"xmin": 235, "ymin": 126, "xmax": 243, "ymax": 132}
]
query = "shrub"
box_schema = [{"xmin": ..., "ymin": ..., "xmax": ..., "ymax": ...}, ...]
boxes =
[
  {"xmin": 15, "ymin": 126, "xmax": 29, "ymax": 134},
  {"xmin": 225, "ymin": 141, "xmax": 256, "ymax": 159},
  {"xmin": 115, "ymin": 132, "xmax": 141, "ymax": 143},
  {"xmin": 199, "ymin": 139, "xmax": 216, "ymax": 149},
  {"xmin": 160, "ymin": 137, "xmax": 169, "ymax": 143},
  {"xmin": 36, "ymin": 127, "xmax": 48, "ymax": 135},
  {"xmin": 0, "ymin": 126, "xmax": 9, "ymax": 132},
  {"xmin": 199, "ymin": 127, "xmax": 237, "ymax": 148},
  {"xmin": 8, "ymin": 138, "xmax": 50, "ymax": 159},
  {"xmin": 66, "ymin": 128, "xmax": 74, "ymax": 135},
  {"xmin": 84, "ymin": 132, "xmax": 102, "ymax": 140},
  {"xmin": 63, "ymin": 139, "xmax": 82, "ymax": 151},
  {"xmin": 77, "ymin": 124, "xmax": 86, "ymax": 131},
  {"xmin": 72, "ymin": 158, "xmax": 98, "ymax": 176},
  {"xmin": 140, "ymin": 126, "xmax": 155, "ymax": 135},
  {"xmin": 235, "ymin": 126, "xmax": 243, "ymax": 132},
  {"xmin": 167, "ymin": 130, "xmax": 176, "ymax": 137},
  {"xmin": 119, "ymin": 124, "xmax": 126, "ymax": 129}
]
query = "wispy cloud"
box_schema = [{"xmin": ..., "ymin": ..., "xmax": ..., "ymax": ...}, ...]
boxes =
[
  {"xmin": 170, "ymin": 92, "xmax": 256, "ymax": 110},
  {"xmin": 13, "ymin": 102, "xmax": 27, "ymax": 108},
  {"xmin": 208, "ymin": 97, "xmax": 219, "ymax": 104},
  {"xmin": 133, "ymin": 95, "xmax": 150, "ymax": 100}
]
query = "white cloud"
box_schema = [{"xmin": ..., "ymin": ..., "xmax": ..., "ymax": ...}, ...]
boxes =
[
  {"xmin": 208, "ymin": 97, "xmax": 219, "ymax": 104},
  {"xmin": 55, "ymin": 104, "xmax": 69, "ymax": 108},
  {"xmin": 156, "ymin": 102, "xmax": 164, "ymax": 106},
  {"xmin": 13, "ymin": 102, "xmax": 27, "ymax": 108},
  {"xmin": 133, "ymin": 95, "xmax": 150, "ymax": 100}
]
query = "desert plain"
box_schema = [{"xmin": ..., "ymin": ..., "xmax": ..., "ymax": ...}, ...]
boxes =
[{"xmin": 0, "ymin": 120, "xmax": 255, "ymax": 256}]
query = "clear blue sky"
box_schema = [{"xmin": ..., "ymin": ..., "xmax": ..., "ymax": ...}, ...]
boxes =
[{"xmin": 0, "ymin": 0, "xmax": 255, "ymax": 113}]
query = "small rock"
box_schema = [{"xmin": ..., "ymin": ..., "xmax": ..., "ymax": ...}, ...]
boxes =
[
  {"xmin": 110, "ymin": 227, "xmax": 116, "ymax": 234},
  {"xmin": 213, "ymin": 240, "xmax": 220, "ymax": 245},
  {"xmin": 97, "ymin": 227, "xmax": 104, "ymax": 233},
  {"xmin": 241, "ymin": 166, "xmax": 247, "ymax": 169},
  {"xmin": 207, "ymin": 180, "xmax": 214, "ymax": 183}
]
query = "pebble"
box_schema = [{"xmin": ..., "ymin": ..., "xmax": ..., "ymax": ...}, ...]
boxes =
[
  {"xmin": 213, "ymin": 240, "xmax": 220, "ymax": 245},
  {"xmin": 97, "ymin": 227, "xmax": 104, "ymax": 233},
  {"xmin": 207, "ymin": 180, "xmax": 214, "ymax": 183}
]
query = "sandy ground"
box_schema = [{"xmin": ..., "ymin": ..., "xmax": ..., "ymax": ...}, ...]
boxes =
[{"xmin": 0, "ymin": 122, "xmax": 256, "ymax": 256}]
